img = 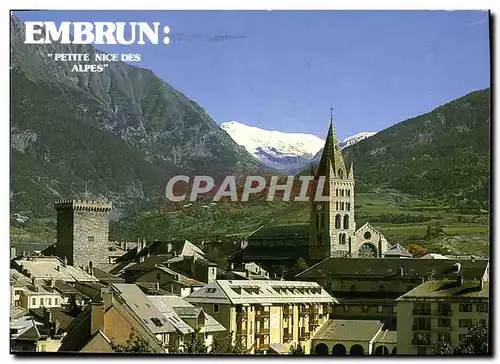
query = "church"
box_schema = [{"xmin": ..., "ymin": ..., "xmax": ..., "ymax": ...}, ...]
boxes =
[
  {"xmin": 308, "ymin": 114, "xmax": 390, "ymax": 260},
  {"xmin": 229, "ymin": 113, "xmax": 392, "ymax": 270}
]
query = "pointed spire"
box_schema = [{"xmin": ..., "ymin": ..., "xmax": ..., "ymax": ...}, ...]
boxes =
[
  {"xmin": 348, "ymin": 162, "xmax": 354, "ymax": 179},
  {"xmin": 318, "ymin": 108, "xmax": 345, "ymax": 177}
]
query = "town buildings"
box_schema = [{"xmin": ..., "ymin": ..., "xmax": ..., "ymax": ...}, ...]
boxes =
[
  {"xmin": 185, "ymin": 280, "xmax": 336, "ymax": 354},
  {"xmin": 396, "ymin": 277, "xmax": 489, "ymax": 355}
]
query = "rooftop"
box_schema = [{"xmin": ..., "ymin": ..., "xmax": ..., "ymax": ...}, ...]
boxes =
[
  {"xmin": 312, "ymin": 319, "xmax": 384, "ymax": 342},
  {"xmin": 185, "ymin": 280, "xmax": 336, "ymax": 305},
  {"xmin": 384, "ymin": 244, "xmax": 412, "ymax": 258},
  {"xmin": 373, "ymin": 330, "xmax": 397, "ymax": 344},
  {"xmin": 13, "ymin": 257, "xmax": 99, "ymax": 283},
  {"xmin": 297, "ymin": 258, "xmax": 489, "ymax": 280},
  {"xmin": 397, "ymin": 279, "xmax": 489, "ymax": 301}
]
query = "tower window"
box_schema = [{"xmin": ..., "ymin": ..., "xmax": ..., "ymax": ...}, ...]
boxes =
[
  {"xmin": 336, "ymin": 189, "xmax": 339, "ymax": 197},
  {"xmin": 343, "ymin": 215, "xmax": 349, "ymax": 229},
  {"xmin": 340, "ymin": 189, "xmax": 344, "ymax": 197},
  {"xmin": 364, "ymin": 231, "xmax": 371, "ymax": 240},
  {"xmin": 335, "ymin": 214, "xmax": 341, "ymax": 229},
  {"xmin": 341, "ymin": 202, "xmax": 345, "ymax": 211},
  {"xmin": 347, "ymin": 190, "xmax": 351, "ymax": 197},
  {"xmin": 88, "ymin": 236, "xmax": 94, "ymax": 242},
  {"xmin": 347, "ymin": 202, "xmax": 350, "ymax": 211},
  {"xmin": 336, "ymin": 201, "xmax": 339, "ymax": 210}
]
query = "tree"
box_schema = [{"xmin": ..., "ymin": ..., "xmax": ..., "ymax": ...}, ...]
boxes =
[
  {"xmin": 111, "ymin": 330, "xmax": 152, "ymax": 353},
  {"xmin": 211, "ymin": 334, "xmax": 246, "ymax": 354},
  {"xmin": 184, "ymin": 329, "xmax": 207, "ymax": 354},
  {"xmin": 290, "ymin": 343, "xmax": 305, "ymax": 355},
  {"xmin": 287, "ymin": 257, "xmax": 309, "ymax": 279},
  {"xmin": 454, "ymin": 320, "xmax": 488, "ymax": 354},
  {"xmin": 433, "ymin": 321, "xmax": 488, "ymax": 355},
  {"xmin": 407, "ymin": 243, "xmax": 428, "ymax": 258}
]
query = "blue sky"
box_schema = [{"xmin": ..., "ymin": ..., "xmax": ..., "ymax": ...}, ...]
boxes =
[{"xmin": 14, "ymin": 10, "xmax": 490, "ymax": 140}]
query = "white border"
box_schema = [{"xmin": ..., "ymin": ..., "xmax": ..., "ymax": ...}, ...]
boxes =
[{"xmin": 1, "ymin": 2, "xmax": 497, "ymax": 364}]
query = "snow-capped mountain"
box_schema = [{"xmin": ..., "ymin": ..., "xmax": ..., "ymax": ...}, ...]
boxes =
[
  {"xmin": 340, "ymin": 132, "xmax": 377, "ymax": 149},
  {"xmin": 220, "ymin": 121, "xmax": 377, "ymax": 174},
  {"xmin": 288, "ymin": 131, "xmax": 377, "ymax": 175},
  {"xmin": 220, "ymin": 121, "xmax": 324, "ymax": 172}
]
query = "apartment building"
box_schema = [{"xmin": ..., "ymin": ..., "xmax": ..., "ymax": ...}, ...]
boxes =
[
  {"xmin": 185, "ymin": 280, "xmax": 337, "ymax": 354},
  {"xmin": 396, "ymin": 276, "xmax": 489, "ymax": 355}
]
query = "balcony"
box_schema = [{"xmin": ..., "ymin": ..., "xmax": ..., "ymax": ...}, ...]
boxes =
[
  {"xmin": 412, "ymin": 338, "xmax": 431, "ymax": 346},
  {"xmin": 412, "ymin": 309, "xmax": 431, "ymax": 316},
  {"xmin": 256, "ymin": 327, "xmax": 270, "ymax": 335},
  {"xmin": 257, "ymin": 343, "xmax": 269, "ymax": 351},
  {"xmin": 412, "ymin": 325, "xmax": 431, "ymax": 331},
  {"xmin": 298, "ymin": 308, "xmax": 310, "ymax": 316},
  {"xmin": 434, "ymin": 310, "xmax": 452, "ymax": 317},
  {"xmin": 436, "ymin": 326, "xmax": 452, "ymax": 331},
  {"xmin": 236, "ymin": 311, "xmax": 248, "ymax": 320},
  {"xmin": 236, "ymin": 329, "xmax": 247, "ymax": 336},
  {"xmin": 256, "ymin": 311, "xmax": 270, "ymax": 319},
  {"xmin": 283, "ymin": 331, "xmax": 293, "ymax": 341},
  {"xmin": 298, "ymin": 331, "xmax": 311, "ymax": 340}
]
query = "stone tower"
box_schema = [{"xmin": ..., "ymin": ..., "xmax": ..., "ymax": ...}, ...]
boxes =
[
  {"xmin": 54, "ymin": 200, "xmax": 112, "ymax": 268},
  {"xmin": 309, "ymin": 111, "xmax": 355, "ymax": 261}
]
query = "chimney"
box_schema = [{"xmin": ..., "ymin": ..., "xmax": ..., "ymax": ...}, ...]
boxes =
[
  {"xmin": 63, "ymin": 257, "xmax": 67, "ymax": 267},
  {"xmin": 457, "ymin": 274, "xmax": 463, "ymax": 286},
  {"xmin": 397, "ymin": 267, "xmax": 404, "ymax": 277},
  {"xmin": 90, "ymin": 301, "xmax": 105, "ymax": 335},
  {"xmin": 44, "ymin": 307, "xmax": 53, "ymax": 324},
  {"xmin": 246, "ymin": 270, "xmax": 250, "ymax": 279},
  {"xmin": 123, "ymin": 242, "xmax": 127, "ymax": 251},
  {"xmin": 53, "ymin": 320, "xmax": 60, "ymax": 336},
  {"xmin": 230, "ymin": 263, "xmax": 234, "ymax": 271},
  {"xmin": 49, "ymin": 279, "xmax": 55, "ymax": 288},
  {"xmin": 155, "ymin": 282, "xmax": 160, "ymax": 291}
]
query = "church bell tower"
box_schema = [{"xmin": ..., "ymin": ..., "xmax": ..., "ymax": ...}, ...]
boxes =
[{"xmin": 309, "ymin": 109, "xmax": 355, "ymax": 261}]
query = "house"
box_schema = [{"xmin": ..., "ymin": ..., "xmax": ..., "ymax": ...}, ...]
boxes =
[
  {"xmin": 185, "ymin": 280, "xmax": 337, "ymax": 354},
  {"xmin": 311, "ymin": 319, "xmax": 390, "ymax": 355},
  {"xmin": 148, "ymin": 295, "xmax": 226, "ymax": 352},
  {"xmin": 396, "ymin": 277, "xmax": 489, "ymax": 355},
  {"xmin": 296, "ymin": 258, "xmax": 489, "ymax": 329}
]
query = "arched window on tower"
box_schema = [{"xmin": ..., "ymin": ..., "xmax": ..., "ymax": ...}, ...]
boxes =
[
  {"xmin": 341, "ymin": 189, "xmax": 344, "ymax": 197},
  {"xmin": 336, "ymin": 189, "xmax": 339, "ymax": 197},
  {"xmin": 347, "ymin": 190, "xmax": 351, "ymax": 197},
  {"xmin": 347, "ymin": 202, "xmax": 351, "ymax": 211},
  {"xmin": 335, "ymin": 214, "xmax": 341, "ymax": 229},
  {"xmin": 341, "ymin": 202, "xmax": 344, "ymax": 211},
  {"xmin": 336, "ymin": 201, "xmax": 339, "ymax": 210},
  {"xmin": 343, "ymin": 215, "xmax": 349, "ymax": 229}
]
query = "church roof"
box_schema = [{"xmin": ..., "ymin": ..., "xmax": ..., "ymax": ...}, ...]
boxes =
[
  {"xmin": 248, "ymin": 224, "xmax": 309, "ymax": 239},
  {"xmin": 384, "ymin": 244, "xmax": 412, "ymax": 258},
  {"xmin": 297, "ymin": 258, "xmax": 489, "ymax": 280},
  {"xmin": 316, "ymin": 112, "xmax": 350, "ymax": 179}
]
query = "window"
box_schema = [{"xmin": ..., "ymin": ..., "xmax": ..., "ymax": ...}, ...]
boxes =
[
  {"xmin": 32, "ymin": 297, "xmax": 36, "ymax": 306},
  {"xmin": 47, "ymin": 298, "xmax": 52, "ymax": 306},
  {"xmin": 438, "ymin": 302, "xmax": 451, "ymax": 314},
  {"xmin": 377, "ymin": 305, "xmax": 383, "ymax": 313},
  {"xmin": 88, "ymin": 236, "xmax": 94, "ymax": 242},
  {"xmin": 364, "ymin": 231, "xmax": 371, "ymax": 240},
  {"xmin": 362, "ymin": 305, "xmax": 368, "ymax": 313},
  {"xmin": 336, "ymin": 189, "xmax": 339, "ymax": 197},
  {"xmin": 343, "ymin": 215, "xmax": 349, "ymax": 229},
  {"xmin": 336, "ymin": 201, "xmax": 339, "ymax": 210},
  {"xmin": 40, "ymin": 298, "xmax": 44, "ymax": 306},
  {"xmin": 347, "ymin": 190, "xmax": 350, "ymax": 197},
  {"xmin": 413, "ymin": 318, "xmax": 431, "ymax": 330},
  {"xmin": 438, "ymin": 318, "xmax": 451, "ymax": 327},
  {"xmin": 54, "ymin": 298, "xmax": 58, "ymax": 306},
  {"xmin": 213, "ymin": 304, "xmax": 219, "ymax": 313},
  {"xmin": 459, "ymin": 319, "xmax": 473, "ymax": 328},
  {"xmin": 438, "ymin": 333, "xmax": 451, "ymax": 343},
  {"xmin": 343, "ymin": 305, "xmax": 349, "ymax": 313},
  {"xmin": 205, "ymin": 288, "xmax": 216, "ymax": 293},
  {"xmin": 347, "ymin": 202, "xmax": 350, "ymax": 211},
  {"xmin": 476, "ymin": 303, "xmax": 488, "ymax": 312},
  {"xmin": 459, "ymin": 304, "xmax": 473, "ymax": 312}
]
